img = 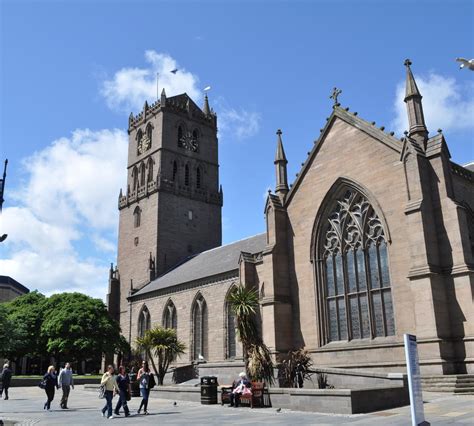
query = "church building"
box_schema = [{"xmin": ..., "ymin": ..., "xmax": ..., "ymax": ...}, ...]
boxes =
[{"xmin": 107, "ymin": 60, "xmax": 474, "ymax": 376}]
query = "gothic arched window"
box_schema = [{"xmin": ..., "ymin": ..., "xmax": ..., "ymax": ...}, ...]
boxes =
[
  {"xmin": 133, "ymin": 206, "xmax": 141, "ymax": 228},
  {"xmin": 226, "ymin": 300, "xmax": 237, "ymax": 359},
  {"xmin": 147, "ymin": 157, "xmax": 154, "ymax": 183},
  {"xmin": 192, "ymin": 294, "xmax": 208, "ymax": 360},
  {"xmin": 319, "ymin": 188, "xmax": 395, "ymax": 343},
  {"xmin": 139, "ymin": 162, "xmax": 146, "ymax": 187},
  {"xmin": 196, "ymin": 167, "xmax": 202, "ymax": 189},
  {"xmin": 184, "ymin": 164, "xmax": 190, "ymax": 186},
  {"xmin": 163, "ymin": 300, "xmax": 177, "ymax": 330},
  {"xmin": 146, "ymin": 123, "xmax": 153, "ymax": 148},
  {"xmin": 137, "ymin": 129, "xmax": 143, "ymax": 155},
  {"xmin": 132, "ymin": 166, "xmax": 138, "ymax": 190},
  {"xmin": 138, "ymin": 305, "xmax": 151, "ymax": 338}
]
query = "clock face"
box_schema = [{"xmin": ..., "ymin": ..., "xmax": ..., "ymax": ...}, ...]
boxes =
[{"xmin": 179, "ymin": 131, "xmax": 199, "ymax": 152}]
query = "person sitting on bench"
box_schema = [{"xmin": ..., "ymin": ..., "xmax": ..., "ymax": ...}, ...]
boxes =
[{"xmin": 229, "ymin": 372, "xmax": 251, "ymax": 407}]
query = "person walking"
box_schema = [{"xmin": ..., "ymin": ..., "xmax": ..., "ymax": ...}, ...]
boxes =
[
  {"xmin": 43, "ymin": 365, "xmax": 58, "ymax": 411},
  {"xmin": 101, "ymin": 365, "xmax": 118, "ymax": 419},
  {"xmin": 0, "ymin": 363, "xmax": 13, "ymax": 400},
  {"xmin": 137, "ymin": 361, "xmax": 153, "ymax": 415},
  {"xmin": 114, "ymin": 366, "xmax": 131, "ymax": 417},
  {"xmin": 58, "ymin": 362, "xmax": 74, "ymax": 409}
]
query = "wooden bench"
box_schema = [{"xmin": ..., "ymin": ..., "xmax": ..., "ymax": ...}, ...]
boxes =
[{"xmin": 221, "ymin": 381, "xmax": 270, "ymax": 408}]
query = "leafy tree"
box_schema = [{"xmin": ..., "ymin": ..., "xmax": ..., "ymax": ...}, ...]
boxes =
[
  {"xmin": 3, "ymin": 291, "xmax": 47, "ymax": 359},
  {"xmin": 0, "ymin": 304, "xmax": 22, "ymax": 358},
  {"xmin": 227, "ymin": 285, "xmax": 274, "ymax": 384},
  {"xmin": 136, "ymin": 326, "xmax": 186, "ymax": 385},
  {"xmin": 40, "ymin": 292, "xmax": 122, "ymax": 363}
]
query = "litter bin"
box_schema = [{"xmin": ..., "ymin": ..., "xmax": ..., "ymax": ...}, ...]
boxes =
[
  {"xmin": 129, "ymin": 373, "xmax": 140, "ymax": 397},
  {"xmin": 201, "ymin": 376, "xmax": 218, "ymax": 405}
]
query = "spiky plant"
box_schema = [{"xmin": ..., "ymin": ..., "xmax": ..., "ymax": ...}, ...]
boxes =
[
  {"xmin": 227, "ymin": 285, "xmax": 274, "ymax": 385},
  {"xmin": 280, "ymin": 348, "xmax": 314, "ymax": 388},
  {"xmin": 136, "ymin": 326, "xmax": 186, "ymax": 385}
]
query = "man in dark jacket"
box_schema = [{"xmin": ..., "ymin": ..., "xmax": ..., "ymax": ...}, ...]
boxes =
[{"xmin": 1, "ymin": 363, "xmax": 13, "ymax": 400}]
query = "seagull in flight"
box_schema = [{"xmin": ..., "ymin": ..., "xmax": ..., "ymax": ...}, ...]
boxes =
[
  {"xmin": 170, "ymin": 68, "xmax": 178, "ymax": 74},
  {"xmin": 456, "ymin": 58, "xmax": 474, "ymax": 71}
]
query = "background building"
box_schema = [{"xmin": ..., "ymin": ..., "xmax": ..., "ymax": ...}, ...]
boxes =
[{"xmin": 0, "ymin": 275, "xmax": 29, "ymax": 303}]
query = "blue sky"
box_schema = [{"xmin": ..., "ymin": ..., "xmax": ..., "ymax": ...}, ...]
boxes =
[{"xmin": 1, "ymin": 0, "xmax": 473, "ymax": 297}]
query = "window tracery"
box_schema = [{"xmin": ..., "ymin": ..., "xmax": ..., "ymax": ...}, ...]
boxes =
[{"xmin": 320, "ymin": 189, "xmax": 394, "ymax": 342}]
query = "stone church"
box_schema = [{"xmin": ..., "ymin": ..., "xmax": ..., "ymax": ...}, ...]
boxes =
[{"xmin": 107, "ymin": 60, "xmax": 474, "ymax": 376}]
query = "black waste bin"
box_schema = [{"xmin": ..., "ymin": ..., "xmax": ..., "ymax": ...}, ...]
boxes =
[
  {"xmin": 129, "ymin": 373, "xmax": 140, "ymax": 397},
  {"xmin": 200, "ymin": 376, "xmax": 218, "ymax": 405}
]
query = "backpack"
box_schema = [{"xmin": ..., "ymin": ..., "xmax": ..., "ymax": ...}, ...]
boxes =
[{"xmin": 148, "ymin": 373, "xmax": 156, "ymax": 389}]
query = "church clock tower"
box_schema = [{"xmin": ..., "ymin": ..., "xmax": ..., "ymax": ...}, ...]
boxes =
[{"xmin": 108, "ymin": 90, "xmax": 222, "ymax": 324}]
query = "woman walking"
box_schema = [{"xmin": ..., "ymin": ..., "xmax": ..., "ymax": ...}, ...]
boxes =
[
  {"xmin": 101, "ymin": 365, "xmax": 118, "ymax": 419},
  {"xmin": 137, "ymin": 361, "xmax": 152, "ymax": 415},
  {"xmin": 43, "ymin": 365, "xmax": 58, "ymax": 411},
  {"xmin": 114, "ymin": 366, "xmax": 131, "ymax": 417}
]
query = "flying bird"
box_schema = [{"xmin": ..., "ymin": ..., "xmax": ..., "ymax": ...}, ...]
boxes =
[
  {"xmin": 170, "ymin": 68, "xmax": 178, "ymax": 74},
  {"xmin": 0, "ymin": 234, "xmax": 7, "ymax": 242},
  {"xmin": 204, "ymin": 86, "xmax": 211, "ymax": 92},
  {"xmin": 455, "ymin": 58, "xmax": 474, "ymax": 71}
]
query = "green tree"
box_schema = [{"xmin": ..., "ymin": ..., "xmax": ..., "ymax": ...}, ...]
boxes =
[
  {"xmin": 3, "ymin": 291, "xmax": 47, "ymax": 359},
  {"xmin": 227, "ymin": 285, "xmax": 274, "ymax": 384},
  {"xmin": 0, "ymin": 304, "xmax": 22, "ymax": 358},
  {"xmin": 136, "ymin": 326, "xmax": 186, "ymax": 385},
  {"xmin": 40, "ymin": 292, "xmax": 122, "ymax": 363}
]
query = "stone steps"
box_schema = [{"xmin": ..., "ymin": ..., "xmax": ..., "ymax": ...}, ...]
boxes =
[{"xmin": 421, "ymin": 374, "xmax": 474, "ymax": 394}]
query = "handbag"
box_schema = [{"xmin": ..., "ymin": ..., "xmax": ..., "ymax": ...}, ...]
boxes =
[
  {"xmin": 148, "ymin": 373, "xmax": 156, "ymax": 389},
  {"xmin": 126, "ymin": 390, "xmax": 131, "ymax": 401},
  {"xmin": 98, "ymin": 384, "xmax": 105, "ymax": 399},
  {"xmin": 38, "ymin": 379, "xmax": 47, "ymax": 390}
]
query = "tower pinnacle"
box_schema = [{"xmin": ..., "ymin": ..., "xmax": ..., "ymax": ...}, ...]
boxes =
[
  {"xmin": 403, "ymin": 59, "xmax": 428, "ymax": 148},
  {"xmin": 274, "ymin": 129, "xmax": 289, "ymax": 200},
  {"xmin": 203, "ymin": 94, "xmax": 211, "ymax": 116}
]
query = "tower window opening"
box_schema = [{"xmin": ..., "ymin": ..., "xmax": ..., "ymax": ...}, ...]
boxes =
[{"xmin": 185, "ymin": 164, "xmax": 190, "ymax": 186}]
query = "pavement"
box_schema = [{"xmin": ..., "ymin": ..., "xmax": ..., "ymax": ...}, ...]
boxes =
[{"xmin": 0, "ymin": 386, "xmax": 473, "ymax": 425}]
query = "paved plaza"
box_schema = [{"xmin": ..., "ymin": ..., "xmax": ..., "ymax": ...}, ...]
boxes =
[{"xmin": 0, "ymin": 386, "xmax": 473, "ymax": 425}]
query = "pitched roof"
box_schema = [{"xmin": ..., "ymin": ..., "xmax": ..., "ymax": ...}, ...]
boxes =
[
  {"xmin": 0, "ymin": 275, "xmax": 30, "ymax": 294},
  {"xmin": 131, "ymin": 233, "xmax": 267, "ymax": 298}
]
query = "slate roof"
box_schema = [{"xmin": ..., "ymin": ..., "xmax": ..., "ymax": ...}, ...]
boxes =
[
  {"xmin": 132, "ymin": 233, "xmax": 267, "ymax": 298},
  {"xmin": 0, "ymin": 275, "xmax": 30, "ymax": 294}
]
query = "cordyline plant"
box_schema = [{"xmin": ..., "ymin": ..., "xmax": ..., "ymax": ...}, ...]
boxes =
[
  {"xmin": 280, "ymin": 348, "xmax": 314, "ymax": 388},
  {"xmin": 227, "ymin": 285, "xmax": 274, "ymax": 385},
  {"xmin": 136, "ymin": 326, "xmax": 186, "ymax": 385}
]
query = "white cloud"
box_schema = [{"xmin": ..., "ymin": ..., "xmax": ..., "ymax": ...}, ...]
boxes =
[
  {"xmin": 392, "ymin": 73, "xmax": 474, "ymax": 135},
  {"xmin": 219, "ymin": 107, "xmax": 261, "ymax": 140},
  {"xmin": 0, "ymin": 129, "xmax": 128, "ymax": 298},
  {"xmin": 100, "ymin": 50, "xmax": 261, "ymax": 141},
  {"xmin": 101, "ymin": 50, "xmax": 201, "ymax": 113}
]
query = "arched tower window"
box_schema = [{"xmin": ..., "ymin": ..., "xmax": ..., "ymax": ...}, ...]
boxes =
[
  {"xmin": 139, "ymin": 162, "xmax": 146, "ymax": 187},
  {"xmin": 196, "ymin": 167, "xmax": 202, "ymax": 189},
  {"xmin": 163, "ymin": 300, "xmax": 177, "ymax": 330},
  {"xmin": 177, "ymin": 126, "xmax": 183, "ymax": 147},
  {"xmin": 132, "ymin": 166, "xmax": 138, "ymax": 190},
  {"xmin": 192, "ymin": 294, "xmax": 208, "ymax": 360},
  {"xmin": 137, "ymin": 129, "xmax": 143, "ymax": 155},
  {"xmin": 133, "ymin": 206, "xmax": 142, "ymax": 228},
  {"xmin": 146, "ymin": 123, "xmax": 153, "ymax": 148},
  {"xmin": 138, "ymin": 305, "xmax": 151, "ymax": 338},
  {"xmin": 318, "ymin": 187, "xmax": 395, "ymax": 343},
  {"xmin": 225, "ymin": 298, "xmax": 237, "ymax": 359},
  {"xmin": 172, "ymin": 161, "xmax": 178, "ymax": 181},
  {"xmin": 184, "ymin": 164, "xmax": 190, "ymax": 186},
  {"xmin": 147, "ymin": 157, "xmax": 154, "ymax": 183}
]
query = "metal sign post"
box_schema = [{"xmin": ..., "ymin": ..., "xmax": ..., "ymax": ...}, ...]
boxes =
[{"xmin": 404, "ymin": 334, "xmax": 427, "ymax": 426}]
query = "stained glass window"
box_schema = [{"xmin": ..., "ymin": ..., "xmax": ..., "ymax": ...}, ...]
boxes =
[
  {"xmin": 321, "ymin": 188, "xmax": 395, "ymax": 342},
  {"xmin": 226, "ymin": 302, "xmax": 237, "ymax": 359}
]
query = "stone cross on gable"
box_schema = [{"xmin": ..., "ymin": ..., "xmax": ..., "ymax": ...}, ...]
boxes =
[{"xmin": 330, "ymin": 87, "xmax": 342, "ymax": 105}]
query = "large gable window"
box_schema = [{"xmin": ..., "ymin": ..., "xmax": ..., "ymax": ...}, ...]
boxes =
[
  {"xmin": 319, "ymin": 188, "xmax": 395, "ymax": 343},
  {"xmin": 192, "ymin": 294, "xmax": 208, "ymax": 360}
]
